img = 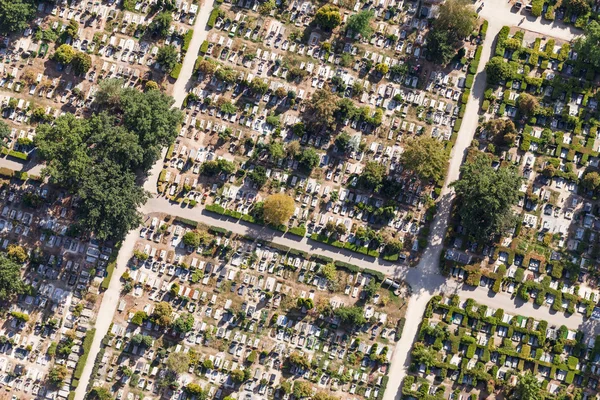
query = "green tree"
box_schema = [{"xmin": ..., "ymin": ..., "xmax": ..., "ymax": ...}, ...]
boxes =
[
  {"xmin": 360, "ymin": 161, "xmax": 386, "ymax": 190},
  {"xmin": 153, "ymin": 301, "xmax": 173, "ymax": 327},
  {"xmin": 517, "ymin": 93, "xmax": 539, "ymax": 117},
  {"xmin": 157, "ymin": 45, "xmax": 179, "ymax": 72},
  {"xmin": 248, "ymin": 166, "xmax": 268, "ymax": 188},
  {"xmin": 375, "ymin": 63, "xmax": 389, "ymax": 75},
  {"xmin": 182, "ymin": 231, "xmax": 203, "ymax": 248},
  {"xmin": 0, "ymin": 0, "xmax": 35, "ymax": 34},
  {"xmin": 563, "ymin": 0, "xmax": 590, "ymax": 15},
  {"xmin": 412, "ymin": 342, "xmax": 437, "ymax": 367},
  {"xmin": 185, "ymin": 383, "xmax": 208, "ymax": 399},
  {"xmin": 426, "ymin": 0, "xmax": 475, "ymax": 64},
  {"xmin": 196, "ymin": 59, "xmax": 217, "ymax": 76},
  {"xmin": 582, "ymin": 171, "xmax": 600, "ymax": 191},
  {"xmin": 248, "ymin": 78, "xmax": 269, "ymax": 95},
  {"xmin": 72, "ymin": 52, "xmax": 92, "ymax": 75},
  {"xmin": 230, "ymin": 368, "xmax": 246, "ymax": 383},
  {"xmin": 258, "ymin": 0, "xmax": 275, "ymax": 14},
  {"xmin": 7, "ymin": 245, "xmax": 27, "ymax": 263},
  {"xmin": 289, "ymin": 352, "xmax": 310, "ymax": 369},
  {"xmin": 400, "ymin": 136, "xmax": 449, "ymax": 182},
  {"xmin": 131, "ymin": 311, "xmax": 147, "ymax": 325},
  {"xmin": 515, "ymin": 373, "xmax": 542, "ymax": 400},
  {"xmin": 485, "ymin": 56, "xmax": 514, "ymax": 84},
  {"xmin": 35, "ymin": 84, "xmax": 181, "ymax": 240},
  {"xmin": 307, "ymin": 89, "xmax": 338, "ymax": 129},
  {"xmin": 263, "ymin": 194, "xmax": 295, "ymax": 226},
  {"xmin": 150, "ymin": 10, "xmax": 172, "ymax": 37},
  {"xmin": 49, "ymin": 364, "xmax": 68, "ymax": 383},
  {"xmin": 0, "ymin": 253, "xmax": 27, "ymax": 301},
  {"xmin": 484, "ymin": 118, "xmax": 517, "ymax": 146},
  {"xmin": 166, "ymin": 352, "xmax": 190, "ymax": 374},
  {"xmin": 53, "ymin": 44, "xmax": 76, "ymax": 64},
  {"xmin": 321, "ymin": 263, "xmax": 337, "ymax": 282},
  {"xmin": 297, "ymin": 148, "xmax": 320, "ymax": 171},
  {"xmin": 0, "ymin": 121, "xmax": 9, "ymax": 147},
  {"xmin": 314, "ymin": 5, "xmax": 342, "ymax": 30},
  {"xmin": 173, "ymin": 313, "xmax": 194, "ymax": 333},
  {"xmin": 268, "ymin": 141, "xmax": 285, "ymax": 160},
  {"xmin": 362, "ymin": 278, "xmax": 380, "ymax": 300},
  {"xmin": 575, "ymin": 21, "xmax": 600, "ymax": 68},
  {"xmin": 334, "ymin": 306, "xmax": 366, "ymax": 325},
  {"xmin": 87, "ymin": 387, "xmax": 113, "ymax": 400},
  {"xmin": 335, "ymin": 132, "xmax": 352, "ymax": 152},
  {"xmin": 346, "ymin": 10, "xmax": 374, "ymax": 37},
  {"xmin": 145, "ymin": 80, "xmax": 159, "ymax": 91},
  {"xmin": 451, "ymin": 153, "xmax": 521, "ymax": 238}
]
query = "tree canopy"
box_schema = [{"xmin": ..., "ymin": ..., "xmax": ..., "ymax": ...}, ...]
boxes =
[
  {"xmin": 35, "ymin": 80, "xmax": 182, "ymax": 240},
  {"xmin": 334, "ymin": 306, "xmax": 366, "ymax": 325},
  {"xmin": 484, "ymin": 118, "xmax": 517, "ymax": 146},
  {"xmin": 153, "ymin": 301, "xmax": 173, "ymax": 326},
  {"xmin": 53, "ymin": 44, "xmax": 76, "ymax": 64},
  {"xmin": 263, "ymin": 194, "xmax": 295, "ymax": 226},
  {"xmin": 314, "ymin": 5, "xmax": 342, "ymax": 30},
  {"xmin": 173, "ymin": 312, "xmax": 194, "ymax": 333},
  {"xmin": 307, "ymin": 89, "xmax": 338, "ymax": 129},
  {"xmin": 400, "ymin": 136, "xmax": 449, "ymax": 182},
  {"xmin": 517, "ymin": 93, "xmax": 539, "ymax": 117},
  {"xmin": 515, "ymin": 373, "xmax": 543, "ymax": 400},
  {"xmin": 346, "ymin": 10, "xmax": 374, "ymax": 38},
  {"xmin": 426, "ymin": 0, "xmax": 475, "ymax": 64},
  {"xmin": 582, "ymin": 171, "xmax": 600, "ymax": 191},
  {"xmin": 166, "ymin": 352, "xmax": 190, "ymax": 374},
  {"xmin": 0, "ymin": 0, "xmax": 35, "ymax": 34},
  {"xmin": 360, "ymin": 161, "xmax": 386, "ymax": 191},
  {"xmin": 485, "ymin": 56, "xmax": 515, "ymax": 84},
  {"xmin": 157, "ymin": 45, "xmax": 179, "ymax": 72},
  {"xmin": 150, "ymin": 10, "xmax": 172, "ymax": 37},
  {"xmin": 576, "ymin": 21, "xmax": 600, "ymax": 68},
  {"xmin": 451, "ymin": 153, "xmax": 521, "ymax": 239},
  {"xmin": 0, "ymin": 253, "xmax": 27, "ymax": 301}
]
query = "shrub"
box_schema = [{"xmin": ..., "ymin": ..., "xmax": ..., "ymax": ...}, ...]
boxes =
[
  {"xmin": 200, "ymin": 41, "xmax": 209, "ymax": 54},
  {"xmin": 182, "ymin": 30, "xmax": 193, "ymax": 53},
  {"xmin": 73, "ymin": 329, "xmax": 96, "ymax": 380},
  {"xmin": 207, "ymin": 7, "xmax": 220, "ymax": 28},
  {"xmin": 465, "ymin": 74, "xmax": 474, "ymax": 89},
  {"xmin": 481, "ymin": 100, "xmax": 490, "ymax": 112},
  {"xmin": 170, "ymin": 63, "xmax": 182, "ymax": 79}
]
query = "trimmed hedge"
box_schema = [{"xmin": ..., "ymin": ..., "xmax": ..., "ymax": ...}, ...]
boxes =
[
  {"xmin": 170, "ymin": 63, "xmax": 182, "ymax": 79},
  {"xmin": 207, "ymin": 8, "xmax": 220, "ymax": 28},
  {"xmin": 73, "ymin": 329, "xmax": 96, "ymax": 381},
  {"xmin": 1, "ymin": 148, "xmax": 29, "ymax": 161},
  {"xmin": 101, "ymin": 261, "xmax": 116, "ymax": 291},
  {"xmin": 288, "ymin": 225, "xmax": 306, "ymax": 237},
  {"xmin": 174, "ymin": 216, "xmax": 198, "ymax": 228},
  {"xmin": 465, "ymin": 74, "xmax": 474, "ymax": 89},
  {"xmin": 200, "ymin": 41, "xmax": 209, "ymax": 54},
  {"xmin": 182, "ymin": 30, "xmax": 193, "ymax": 53}
]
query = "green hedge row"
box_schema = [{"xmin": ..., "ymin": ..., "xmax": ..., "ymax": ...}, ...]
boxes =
[
  {"xmin": 170, "ymin": 63, "xmax": 182, "ymax": 79},
  {"xmin": 73, "ymin": 328, "xmax": 96, "ymax": 382},
  {"xmin": 182, "ymin": 30, "xmax": 193, "ymax": 53},
  {"xmin": 309, "ymin": 233, "xmax": 379, "ymax": 258},
  {"xmin": 207, "ymin": 8, "xmax": 220, "ymax": 28},
  {"xmin": 200, "ymin": 41, "xmax": 209, "ymax": 54}
]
